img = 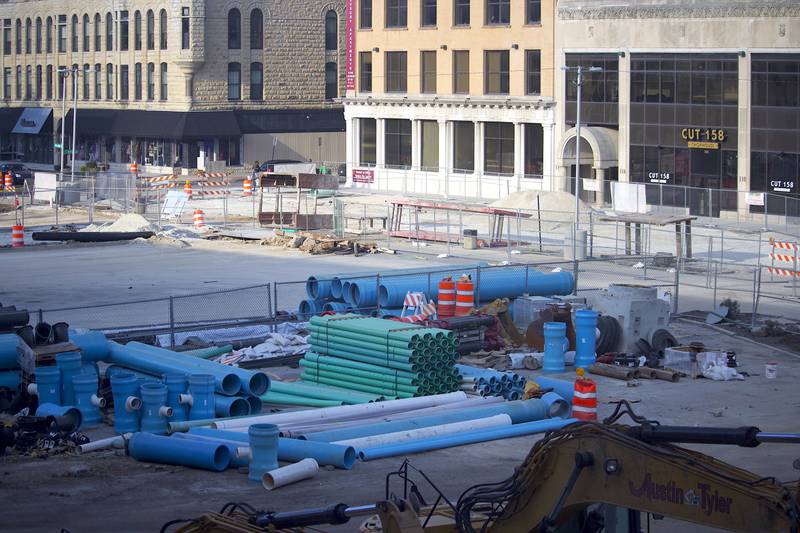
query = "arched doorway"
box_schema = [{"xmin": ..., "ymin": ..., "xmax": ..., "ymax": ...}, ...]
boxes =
[{"xmin": 557, "ymin": 126, "xmax": 618, "ymax": 205}]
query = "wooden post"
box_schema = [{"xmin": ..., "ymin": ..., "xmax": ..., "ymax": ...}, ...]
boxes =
[
  {"xmin": 685, "ymin": 219, "xmax": 692, "ymax": 258},
  {"xmin": 675, "ymin": 222, "xmax": 682, "ymax": 258},
  {"xmin": 624, "ymin": 222, "xmax": 632, "ymax": 255}
]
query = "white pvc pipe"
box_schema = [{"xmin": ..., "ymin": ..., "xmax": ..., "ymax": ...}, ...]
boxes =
[
  {"xmin": 78, "ymin": 433, "xmax": 131, "ymax": 454},
  {"xmin": 159, "ymin": 406, "xmax": 174, "ymax": 417},
  {"xmin": 91, "ymin": 394, "xmax": 106, "ymax": 408},
  {"xmin": 262, "ymin": 458, "xmax": 319, "ymax": 491},
  {"xmin": 237, "ymin": 446, "xmax": 252, "ymax": 460},
  {"xmin": 332, "ymin": 414, "xmax": 512, "ymax": 449},
  {"xmin": 27, "ymin": 383, "xmax": 37, "ymax": 395},
  {"xmin": 214, "ymin": 392, "xmax": 469, "ymax": 431},
  {"xmin": 178, "ymin": 393, "xmax": 193, "ymax": 407},
  {"xmin": 126, "ymin": 396, "xmax": 142, "ymax": 412}
]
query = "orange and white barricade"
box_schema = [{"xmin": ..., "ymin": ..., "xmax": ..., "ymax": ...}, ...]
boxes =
[
  {"xmin": 572, "ymin": 371, "xmax": 597, "ymax": 421},
  {"xmin": 192, "ymin": 209, "xmax": 205, "ymax": 229},
  {"xmin": 768, "ymin": 237, "xmax": 799, "ymax": 281},
  {"xmin": 454, "ymin": 274, "xmax": 474, "ymax": 316},
  {"xmin": 129, "ymin": 162, "xmax": 138, "ymax": 174},
  {"xmin": 4, "ymin": 172, "xmax": 13, "ymax": 192},
  {"xmin": 437, "ymin": 277, "xmax": 456, "ymax": 318},
  {"xmin": 11, "ymin": 225, "xmax": 24, "ymax": 247},
  {"xmin": 183, "ymin": 180, "xmax": 193, "ymax": 199},
  {"xmin": 243, "ymin": 177, "xmax": 253, "ymax": 197},
  {"xmin": 399, "ymin": 292, "xmax": 437, "ymax": 323}
]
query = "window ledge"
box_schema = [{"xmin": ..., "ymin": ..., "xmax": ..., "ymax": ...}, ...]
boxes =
[
  {"xmin": 452, "ymin": 25, "xmax": 471, "ymax": 29},
  {"xmin": 420, "ymin": 25, "xmax": 438, "ymax": 30},
  {"xmin": 358, "ymin": 27, "xmax": 373, "ymax": 31},
  {"xmin": 383, "ymin": 27, "xmax": 409, "ymax": 31},
  {"xmin": 523, "ymin": 22, "xmax": 542, "ymax": 27},
  {"xmin": 483, "ymin": 23, "xmax": 510, "ymax": 28}
]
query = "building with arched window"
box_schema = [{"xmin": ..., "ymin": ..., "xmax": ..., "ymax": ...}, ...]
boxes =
[{"xmin": 0, "ymin": 0, "xmax": 346, "ymax": 171}]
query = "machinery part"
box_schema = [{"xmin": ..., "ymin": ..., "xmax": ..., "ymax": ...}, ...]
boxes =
[
  {"xmin": 31, "ymin": 231, "xmax": 155, "ymax": 242},
  {"xmin": 253, "ymin": 503, "xmax": 375, "ymax": 528},
  {"xmin": 650, "ymin": 328, "xmax": 678, "ymax": 357},
  {"xmin": 34, "ymin": 403, "xmax": 82, "ymax": 432},
  {"xmin": 0, "ymin": 308, "xmax": 30, "ymax": 331}
]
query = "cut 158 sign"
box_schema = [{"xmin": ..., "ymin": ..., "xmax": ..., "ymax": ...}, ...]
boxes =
[
  {"xmin": 770, "ymin": 179, "xmax": 796, "ymax": 193},
  {"xmin": 648, "ymin": 172, "xmax": 671, "ymax": 184}
]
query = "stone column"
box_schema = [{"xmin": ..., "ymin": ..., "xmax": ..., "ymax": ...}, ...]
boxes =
[
  {"xmin": 474, "ymin": 121, "xmax": 484, "ymax": 198},
  {"xmin": 376, "ymin": 117, "xmax": 385, "ymax": 168},
  {"xmin": 595, "ymin": 167, "xmax": 606, "ymax": 205},
  {"xmin": 543, "ymin": 123, "xmax": 555, "ymax": 191},
  {"xmin": 411, "ymin": 119, "xmax": 421, "ymax": 171},
  {"xmin": 513, "ymin": 122, "xmax": 524, "ymax": 191},
  {"xmin": 345, "ymin": 116, "xmax": 356, "ymax": 179},
  {"xmin": 438, "ymin": 119, "xmax": 448, "ymax": 197},
  {"xmin": 617, "ymin": 52, "xmax": 631, "ymax": 183},
  {"xmin": 737, "ymin": 52, "xmax": 751, "ymax": 217}
]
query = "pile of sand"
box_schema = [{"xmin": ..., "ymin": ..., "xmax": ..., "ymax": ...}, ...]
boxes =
[
  {"xmin": 81, "ymin": 213, "xmax": 158, "ymax": 233},
  {"xmin": 491, "ymin": 190, "xmax": 589, "ymax": 213}
]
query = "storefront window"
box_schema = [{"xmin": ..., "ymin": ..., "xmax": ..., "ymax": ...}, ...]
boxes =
[
  {"xmin": 484, "ymin": 122, "xmax": 513, "ymax": 175},
  {"xmin": 565, "ymin": 53, "xmax": 619, "ymax": 127},
  {"xmin": 385, "ymin": 118, "xmax": 411, "ymax": 169},
  {"xmin": 452, "ymin": 121, "xmax": 473, "ymax": 173},
  {"xmin": 524, "ymin": 123, "xmax": 543, "ymax": 177},
  {"xmin": 359, "ymin": 118, "xmax": 376, "ymax": 166},
  {"xmin": 420, "ymin": 120, "xmax": 438, "ymax": 171}
]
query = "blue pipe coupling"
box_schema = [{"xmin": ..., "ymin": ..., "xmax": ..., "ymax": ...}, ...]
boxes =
[
  {"xmin": 543, "ymin": 322, "xmax": 567, "ymax": 373},
  {"xmin": 574, "ymin": 310, "xmax": 598, "ymax": 369},
  {"xmin": 139, "ymin": 382, "xmax": 173, "ymax": 435},
  {"xmin": 248, "ymin": 424, "xmax": 279, "ymax": 482},
  {"xmin": 110, "ymin": 371, "xmax": 142, "ymax": 434},
  {"xmin": 55, "ymin": 351, "xmax": 82, "ymax": 405},
  {"xmin": 69, "ymin": 331, "xmax": 110, "ymax": 362},
  {"xmin": 34, "ymin": 366, "xmax": 61, "ymax": 405},
  {"xmin": 164, "ymin": 374, "xmax": 189, "ymax": 422},
  {"xmin": 72, "ymin": 373, "xmax": 105, "ymax": 426},
  {"xmin": 186, "ymin": 374, "xmax": 215, "ymax": 420},
  {"xmin": 128, "ymin": 432, "xmax": 231, "ymax": 472}
]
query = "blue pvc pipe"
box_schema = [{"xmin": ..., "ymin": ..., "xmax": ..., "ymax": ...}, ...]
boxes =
[
  {"xmin": 0, "ymin": 334, "xmax": 21, "ymax": 369},
  {"xmin": 543, "ymin": 322, "xmax": 567, "ymax": 373},
  {"xmin": 108, "ymin": 342, "xmax": 241, "ymax": 396},
  {"xmin": 140, "ymin": 382, "xmax": 170, "ymax": 434},
  {"xmin": 532, "ymin": 376, "xmax": 575, "ymax": 403},
  {"xmin": 110, "ymin": 371, "xmax": 141, "ymax": 434},
  {"xmin": 299, "ymin": 299, "xmax": 326, "ymax": 321},
  {"xmin": 305, "ymin": 276, "xmax": 333, "ymax": 300},
  {"xmin": 215, "ymin": 394, "xmax": 251, "ymax": 418},
  {"xmin": 248, "ymin": 424, "xmax": 279, "ymax": 482},
  {"xmin": 69, "ymin": 331, "xmax": 110, "ymax": 362},
  {"xmin": 330, "ymin": 277, "xmax": 344, "ymax": 299},
  {"xmin": 35, "ymin": 403, "xmax": 82, "ymax": 432},
  {"xmin": 128, "ymin": 432, "xmax": 231, "ymax": 472},
  {"xmin": 246, "ymin": 395, "xmax": 262, "ymax": 415},
  {"xmin": 0, "ymin": 370, "xmax": 20, "ymax": 389},
  {"xmin": 189, "ymin": 427, "xmax": 357, "ymax": 470},
  {"xmin": 164, "ymin": 374, "xmax": 189, "ymax": 422},
  {"xmin": 56, "ymin": 352, "xmax": 82, "ymax": 405},
  {"xmin": 322, "ymin": 301, "xmax": 350, "ymax": 313},
  {"xmin": 302, "ymin": 394, "xmax": 569, "ymax": 443},
  {"xmin": 72, "ymin": 373, "xmax": 103, "ymax": 426},
  {"xmin": 124, "ymin": 342, "xmax": 269, "ymax": 397},
  {"xmin": 170, "ymin": 432, "xmax": 248, "ymax": 468},
  {"xmin": 188, "ymin": 374, "xmax": 216, "ymax": 420},
  {"xmin": 359, "ymin": 418, "xmax": 577, "ymax": 461},
  {"xmin": 341, "ymin": 281, "xmax": 353, "ymax": 304},
  {"xmin": 574, "ymin": 310, "xmax": 598, "ymax": 369}
]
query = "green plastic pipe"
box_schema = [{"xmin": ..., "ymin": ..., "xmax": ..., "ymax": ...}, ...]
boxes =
[
  {"xmin": 305, "ymin": 346, "xmax": 419, "ymax": 372},
  {"xmin": 260, "ymin": 391, "xmax": 343, "ymax": 408},
  {"xmin": 311, "ymin": 316, "xmax": 450, "ymax": 344},
  {"xmin": 302, "ymin": 367, "xmax": 421, "ymax": 395},
  {"xmin": 300, "ymin": 372, "xmax": 412, "ymax": 399},
  {"xmin": 304, "ymin": 353, "xmax": 417, "ymax": 380},
  {"xmin": 179, "ymin": 344, "xmax": 234, "ymax": 359},
  {"xmin": 308, "ymin": 326, "xmax": 415, "ymax": 350},
  {"xmin": 309, "ymin": 340, "xmax": 419, "ymax": 362},
  {"xmin": 269, "ymin": 380, "xmax": 380, "ymax": 404},
  {"xmin": 309, "ymin": 336, "xmax": 421, "ymax": 359},
  {"xmin": 300, "ymin": 360, "xmax": 419, "ymax": 386}
]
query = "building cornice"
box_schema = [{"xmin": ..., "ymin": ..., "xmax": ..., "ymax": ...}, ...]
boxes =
[
  {"xmin": 343, "ymin": 94, "xmax": 556, "ymax": 111},
  {"xmin": 558, "ymin": 3, "xmax": 800, "ymax": 21}
]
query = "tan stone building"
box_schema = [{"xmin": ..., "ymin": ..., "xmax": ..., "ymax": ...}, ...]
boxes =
[
  {"xmin": 342, "ymin": 0, "xmax": 557, "ymax": 198},
  {"xmin": 0, "ymin": 0, "xmax": 346, "ymax": 172}
]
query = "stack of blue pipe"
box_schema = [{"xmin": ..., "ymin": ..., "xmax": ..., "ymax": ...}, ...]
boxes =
[
  {"xmin": 456, "ymin": 365, "xmax": 527, "ymax": 401},
  {"xmin": 298, "ymin": 265, "xmax": 574, "ymax": 321}
]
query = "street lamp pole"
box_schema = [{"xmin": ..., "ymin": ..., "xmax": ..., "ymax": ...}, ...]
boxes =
[
  {"xmin": 71, "ymin": 67, "xmax": 78, "ymax": 182},
  {"xmin": 59, "ymin": 68, "xmax": 67, "ymax": 183}
]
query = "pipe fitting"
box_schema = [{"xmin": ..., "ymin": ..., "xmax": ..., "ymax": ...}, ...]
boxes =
[
  {"xmin": 91, "ymin": 394, "xmax": 106, "ymax": 408},
  {"xmin": 237, "ymin": 446, "xmax": 252, "ymax": 460},
  {"xmin": 178, "ymin": 393, "xmax": 194, "ymax": 406},
  {"xmin": 126, "ymin": 396, "xmax": 142, "ymax": 412},
  {"xmin": 159, "ymin": 406, "xmax": 174, "ymax": 418},
  {"xmin": 27, "ymin": 383, "xmax": 37, "ymax": 395}
]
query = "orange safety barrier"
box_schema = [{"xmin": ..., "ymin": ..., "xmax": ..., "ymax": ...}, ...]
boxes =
[
  {"xmin": 454, "ymin": 274, "xmax": 474, "ymax": 317},
  {"xmin": 193, "ymin": 209, "xmax": 205, "ymax": 229},
  {"xmin": 437, "ymin": 277, "xmax": 456, "ymax": 318},
  {"xmin": 572, "ymin": 372, "xmax": 597, "ymax": 422},
  {"xmin": 129, "ymin": 162, "xmax": 138, "ymax": 174},
  {"xmin": 4, "ymin": 172, "xmax": 13, "ymax": 192},
  {"xmin": 184, "ymin": 180, "xmax": 192, "ymax": 199},
  {"xmin": 243, "ymin": 177, "xmax": 253, "ymax": 197},
  {"xmin": 11, "ymin": 225, "xmax": 24, "ymax": 247}
]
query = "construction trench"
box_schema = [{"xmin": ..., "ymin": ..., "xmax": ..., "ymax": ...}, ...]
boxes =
[{"xmin": 1, "ymin": 205, "xmax": 800, "ymax": 531}]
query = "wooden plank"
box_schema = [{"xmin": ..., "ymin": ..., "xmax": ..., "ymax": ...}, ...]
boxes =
[
  {"xmin": 293, "ymin": 214, "xmax": 333, "ymax": 230},
  {"xmin": 297, "ymin": 173, "xmax": 339, "ymax": 190},
  {"xmin": 386, "ymin": 197, "xmax": 531, "ymax": 218}
]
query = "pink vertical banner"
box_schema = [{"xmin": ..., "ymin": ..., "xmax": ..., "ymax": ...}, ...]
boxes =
[{"xmin": 345, "ymin": 0, "xmax": 356, "ymax": 90}]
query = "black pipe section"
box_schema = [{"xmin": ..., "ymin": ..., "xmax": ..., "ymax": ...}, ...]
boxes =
[
  {"xmin": 51, "ymin": 322, "xmax": 69, "ymax": 344},
  {"xmin": 32, "ymin": 231, "xmax": 155, "ymax": 242},
  {"xmin": 16, "ymin": 325, "xmax": 34, "ymax": 346},
  {"xmin": 629, "ymin": 425, "xmax": 762, "ymax": 448},
  {"xmin": 254, "ymin": 503, "xmax": 351, "ymax": 528},
  {"xmin": 34, "ymin": 322, "xmax": 53, "ymax": 345},
  {"xmin": 0, "ymin": 309, "xmax": 30, "ymax": 330}
]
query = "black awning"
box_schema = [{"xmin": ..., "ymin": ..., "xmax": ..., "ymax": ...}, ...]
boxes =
[
  {"xmin": 235, "ymin": 108, "xmax": 345, "ymax": 134},
  {"xmin": 0, "ymin": 108, "xmax": 23, "ymax": 135},
  {"xmin": 63, "ymin": 109, "xmax": 240, "ymax": 140}
]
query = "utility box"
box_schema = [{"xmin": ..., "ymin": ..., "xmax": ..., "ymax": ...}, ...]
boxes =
[
  {"xmin": 588, "ymin": 284, "xmax": 670, "ymax": 352},
  {"xmin": 512, "ymin": 296, "xmax": 558, "ymax": 329},
  {"xmin": 463, "ymin": 229, "xmax": 478, "ymax": 250}
]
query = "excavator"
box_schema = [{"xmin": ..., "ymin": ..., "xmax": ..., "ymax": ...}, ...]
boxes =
[{"xmin": 169, "ymin": 402, "xmax": 800, "ymax": 533}]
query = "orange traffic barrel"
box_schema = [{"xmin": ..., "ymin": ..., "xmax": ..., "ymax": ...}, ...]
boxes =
[
  {"xmin": 129, "ymin": 162, "xmax": 138, "ymax": 173},
  {"xmin": 437, "ymin": 277, "xmax": 456, "ymax": 318},
  {"xmin": 4, "ymin": 172, "xmax": 13, "ymax": 191},
  {"xmin": 193, "ymin": 209, "xmax": 205, "ymax": 229},
  {"xmin": 243, "ymin": 177, "xmax": 253, "ymax": 197},
  {"xmin": 11, "ymin": 225, "xmax": 24, "ymax": 247},
  {"xmin": 454, "ymin": 274, "xmax": 474, "ymax": 316},
  {"xmin": 572, "ymin": 375, "xmax": 597, "ymax": 421},
  {"xmin": 184, "ymin": 180, "xmax": 192, "ymax": 199}
]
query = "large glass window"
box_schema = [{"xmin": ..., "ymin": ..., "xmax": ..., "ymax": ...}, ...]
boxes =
[
  {"xmin": 119, "ymin": 11, "xmax": 128, "ymax": 51},
  {"xmin": 359, "ymin": 118, "xmax": 376, "ymax": 166},
  {"xmin": 422, "ymin": 0, "xmax": 437, "ymax": 27},
  {"xmin": 565, "ymin": 53, "xmax": 619, "ymax": 127},
  {"xmin": 83, "ymin": 15, "xmax": 90, "ymax": 51},
  {"xmin": 94, "ymin": 14, "xmax": 101, "ymax": 51},
  {"xmin": 15, "ymin": 19, "xmax": 21, "ymax": 54},
  {"xmin": 525, "ymin": 50, "xmax": 541, "ymax": 95},
  {"xmin": 485, "ymin": 0, "xmax": 509, "ymax": 24},
  {"xmin": 228, "ymin": 9, "xmax": 241, "ymax": 49},
  {"xmin": 24, "ymin": 65, "xmax": 31, "ymax": 99},
  {"xmin": 484, "ymin": 50, "xmax": 509, "ymax": 94},
  {"xmin": 251, "ymin": 9, "xmax": 263, "ymax": 50},
  {"xmin": 250, "ymin": 62, "xmax": 263, "ymax": 100},
  {"xmin": 524, "ymin": 123, "xmax": 543, "ymax": 177},
  {"xmin": 35, "ymin": 18, "xmax": 41, "ymax": 53},
  {"xmin": 385, "ymin": 51, "xmax": 407, "ymax": 93},
  {"xmin": 160, "ymin": 62, "xmax": 167, "ymax": 100},
  {"xmin": 82, "ymin": 63, "xmax": 89, "ymax": 99},
  {"xmin": 146, "ymin": 10, "xmax": 154, "ymax": 50},
  {"xmin": 421, "ymin": 120, "xmax": 439, "ymax": 170},
  {"xmin": 46, "ymin": 16, "xmax": 52, "ymax": 53},
  {"xmin": 359, "ymin": 52, "xmax": 372, "ymax": 92},
  {"xmin": 147, "ymin": 62, "xmax": 154, "ymax": 100},
  {"xmin": 454, "ymin": 0, "xmax": 470, "ymax": 26},
  {"xmin": 360, "ymin": 0, "xmax": 372, "ymax": 29},
  {"xmin": 159, "ymin": 9, "xmax": 167, "ymax": 49},
  {"xmin": 484, "ymin": 122, "xmax": 513, "ymax": 174},
  {"xmin": 228, "ymin": 62, "xmax": 241, "ymax": 100},
  {"xmin": 526, "ymin": 0, "xmax": 541, "ymax": 24},
  {"xmin": 325, "ymin": 62, "xmax": 337, "ymax": 100},
  {"xmin": 105, "ymin": 13, "xmax": 113, "ymax": 51},
  {"xmin": 453, "ymin": 50, "xmax": 469, "ymax": 94},
  {"xmin": 25, "ymin": 18, "xmax": 31, "ymax": 54},
  {"xmin": 35, "ymin": 65, "xmax": 41, "ymax": 99},
  {"xmin": 94, "ymin": 63, "xmax": 101, "ymax": 99},
  {"xmin": 325, "ymin": 11, "xmax": 337, "ymax": 51},
  {"xmin": 134, "ymin": 63, "xmax": 142, "ymax": 100},
  {"xmin": 106, "ymin": 63, "xmax": 113, "ymax": 99},
  {"xmin": 3, "ymin": 68, "xmax": 9, "ymax": 99},
  {"xmin": 385, "ymin": 119, "xmax": 411, "ymax": 168},
  {"xmin": 134, "ymin": 11, "xmax": 141, "ymax": 50},
  {"xmin": 46, "ymin": 65, "xmax": 52, "ymax": 99},
  {"xmin": 120, "ymin": 64, "xmax": 129, "ymax": 100},
  {"xmin": 453, "ymin": 121, "xmax": 474, "ymax": 172},
  {"xmin": 421, "ymin": 51, "xmax": 436, "ymax": 93},
  {"xmin": 181, "ymin": 7, "xmax": 190, "ymax": 49},
  {"xmin": 58, "ymin": 15, "xmax": 67, "ymax": 53},
  {"xmin": 386, "ymin": 0, "xmax": 407, "ymax": 28}
]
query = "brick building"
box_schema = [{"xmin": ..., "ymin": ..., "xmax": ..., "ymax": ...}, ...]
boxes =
[{"xmin": 0, "ymin": 0, "xmax": 346, "ymax": 172}]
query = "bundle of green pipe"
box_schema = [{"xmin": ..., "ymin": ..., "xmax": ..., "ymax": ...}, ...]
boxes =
[{"xmin": 300, "ymin": 314, "xmax": 461, "ymax": 398}]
